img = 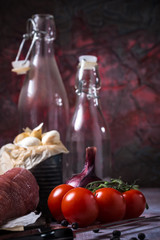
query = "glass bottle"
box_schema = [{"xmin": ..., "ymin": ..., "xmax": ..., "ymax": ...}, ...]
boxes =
[
  {"xmin": 18, "ymin": 14, "xmax": 69, "ymax": 142},
  {"xmin": 64, "ymin": 55, "xmax": 111, "ymax": 182}
]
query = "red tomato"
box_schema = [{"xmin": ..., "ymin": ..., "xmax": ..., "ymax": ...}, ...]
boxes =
[
  {"xmin": 123, "ymin": 189, "xmax": 146, "ymax": 219},
  {"xmin": 48, "ymin": 184, "xmax": 74, "ymax": 222},
  {"xmin": 61, "ymin": 187, "xmax": 99, "ymax": 227},
  {"xmin": 95, "ymin": 188, "xmax": 126, "ymax": 223}
]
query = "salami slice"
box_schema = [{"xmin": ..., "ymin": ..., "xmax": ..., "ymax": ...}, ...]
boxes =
[{"xmin": 0, "ymin": 168, "xmax": 39, "ymax": 226}]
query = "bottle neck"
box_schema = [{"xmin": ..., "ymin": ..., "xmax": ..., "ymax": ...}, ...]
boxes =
[
  {"xmin": 30, "ymin": 14, "xmax": 56, "ymax": 59},
  {"xmin": 75, "ymin": 63, "xmax": 101, "ymax": 100},
  {"xmin": 75, "ymin": 92, "xmax": 100, "ymax": 110},
  {"xmin": 32, "ymin": 14, "xmax": 56, "ymax": 40},
  {"xmin": 76, "ymin": 87, "xmax": 99, "ymax": 98},
  {"xmin": 32, "ymin": 38, "xmax": 55, "ymax": 58}
]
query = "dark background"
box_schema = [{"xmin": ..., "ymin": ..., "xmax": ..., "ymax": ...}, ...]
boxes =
[{"xmin": 0, "ymin": 0, "xmax": 160, "ymax": 186}]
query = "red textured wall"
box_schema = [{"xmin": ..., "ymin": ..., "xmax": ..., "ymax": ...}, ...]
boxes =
[{"xmin": 0, "ymin": 0, "xmax": 160, "ymax": 186}]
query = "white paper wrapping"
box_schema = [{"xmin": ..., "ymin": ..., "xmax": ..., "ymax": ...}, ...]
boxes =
[
  {"xmin": 0, "ymin": 142, "xmax": 68, "ymax": 175},
  {"xmin": 0, "ymin": 212, "xmax": 41, "ymax": 231}
]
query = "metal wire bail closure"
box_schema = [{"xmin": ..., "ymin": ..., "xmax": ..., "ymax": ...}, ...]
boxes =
[{"xmin": 11, "ymin": 18, "xmax": 40, "ymax": 75}]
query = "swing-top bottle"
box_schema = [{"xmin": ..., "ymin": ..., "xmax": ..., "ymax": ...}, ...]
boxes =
[
  {"xmin": 18, "ymin": 14, "xmax": 69, "ymax": 142},
  {"xmin": 64, "ymin": 55, "xmax": 111, "ymax": 181}
]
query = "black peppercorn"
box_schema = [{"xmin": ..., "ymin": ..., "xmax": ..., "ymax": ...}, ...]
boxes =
[
  {"xmin": 72, "ymin": 222, "xmax": 79, "ymax": 229},
  {"xmin": 112, "ymin": 230, "xmax": 121, "ymax": 237},
  {"xmin": 93, "ymin": 229, "xmax": 99, "ymax": 233},
  {"xmin": 138, "ymin": 233, "xmax": 146, "ymax": 240},
  {"xmin": 61, "ymin": 219, "xmax": 69, "ymax": 227}
]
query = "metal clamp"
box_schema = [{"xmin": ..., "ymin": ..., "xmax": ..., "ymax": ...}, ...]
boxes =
[{"xmin": 15, "ymin": 18, "xmax": 37, "ymax": 64}]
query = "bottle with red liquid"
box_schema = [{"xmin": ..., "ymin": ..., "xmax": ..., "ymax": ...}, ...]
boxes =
[
  {"xmin": 18, "ymin": 14, "xmax": 69, "ymax": 142},
  {"xmin": 64, "ymin": 55, "xmax": 112, "ymax": 182}
]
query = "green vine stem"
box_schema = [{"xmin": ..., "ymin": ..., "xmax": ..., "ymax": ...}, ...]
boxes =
[{"xmin": 86, "ymin": 178, "xmax": 139, "ymax": 193}]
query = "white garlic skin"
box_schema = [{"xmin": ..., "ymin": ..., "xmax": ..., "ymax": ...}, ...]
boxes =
[
  {"xmin": 15, "ymin": 137, "xmax": 41, "ymax": 148},
  {"xmin": 42, "ymin": 130, "xmax": 60, "ymax": 145}
]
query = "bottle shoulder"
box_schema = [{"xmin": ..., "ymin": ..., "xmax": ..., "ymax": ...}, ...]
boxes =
[{"xmin": 69, "ymin": 104, "xmax": 109, "ymax": 133}]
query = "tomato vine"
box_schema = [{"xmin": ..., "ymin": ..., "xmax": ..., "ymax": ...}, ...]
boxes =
[{"xmin": 86, "ymin": 178, "xmax": 139, "ymax": 193}]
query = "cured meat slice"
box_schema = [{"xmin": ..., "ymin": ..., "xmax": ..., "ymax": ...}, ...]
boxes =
[{"xmin": 0, "ymin": 168, "xmax": 39, "ymax": 226}]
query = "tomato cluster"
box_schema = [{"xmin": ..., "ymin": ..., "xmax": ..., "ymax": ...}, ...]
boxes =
[{"xmin": 48, "ymin": 184, "xmax": 146, "ymax": 228}]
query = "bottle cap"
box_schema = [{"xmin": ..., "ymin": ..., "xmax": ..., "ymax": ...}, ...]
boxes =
[
  {"xmin": 12, "ymin": 60, "xmax": 30, "ymax": 75},
  {"xmin": 78, "ymin": 55, "xmax": 97, "ymax": 70},
  {"xmin": 79, "ymin": 55, "xmax": 97, "ymax": 63}
]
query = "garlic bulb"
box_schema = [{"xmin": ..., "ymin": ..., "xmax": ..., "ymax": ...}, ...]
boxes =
[
  {"xmin": 13, "ymin": 132, "xmax": 30, "ymax": 144},
  {"xmin": 42, "ymin": 130, "xmax": 60, "ymax": 145},
  {"xmin": 16, "ymin": 137, "xmax": 41, "ymax": 148}
]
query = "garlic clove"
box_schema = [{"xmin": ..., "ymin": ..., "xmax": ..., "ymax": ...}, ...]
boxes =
[
  {"xmin": 32, "ymin": 123, "xmax": 44, "ymax": 131},
  {"xmin": 42, "ymin": 130, "xmax": 60, "ymax": 145},
  {"xmin": 30, "ymin": 123, "xmax": 43, "ymax": 140},
  {"xmin": 14, "ymin": 132, "xmax": 30, "ymax": 144},
  {"xmin": 15, "ymin": 137, "xmax": 41, "ymax": 148}
]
